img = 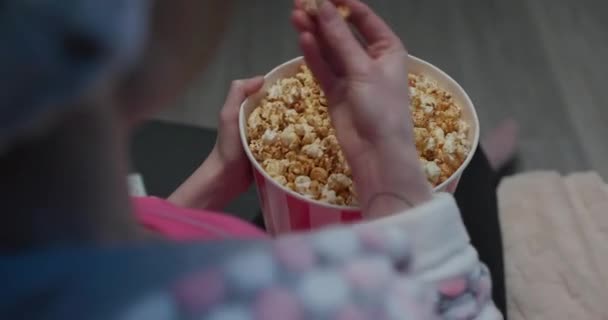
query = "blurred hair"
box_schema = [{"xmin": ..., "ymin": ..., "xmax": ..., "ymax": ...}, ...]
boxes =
[
  {"xmin": 117, "ymin": 0, "xmax": 234, "ymax": 123},
  {"xmin": 0, "ymin": 0, "xmax": 148, "ymax": 152},
  {"xmin": 0, "ymin": 0, "xmax": 234, "ymax": 151}
]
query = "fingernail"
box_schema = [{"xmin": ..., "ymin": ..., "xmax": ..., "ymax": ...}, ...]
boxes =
[{"xmin": 319, "ymin": 0, "xmax": 336, "ymax": 21}]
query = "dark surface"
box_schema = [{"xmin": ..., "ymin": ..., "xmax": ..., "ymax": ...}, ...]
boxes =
[
  {"xmin": 130, "ymin": 121, "xmax": 260, "ymax": 220},
  {"xmin": 454, "ymin": 149, "xmax": 507, "ymax": 317}
]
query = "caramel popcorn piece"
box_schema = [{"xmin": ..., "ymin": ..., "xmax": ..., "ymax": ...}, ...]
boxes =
[
  {"xmin": 337, "ymin": 6, "xmax": 351, "ymax": 18},
  {"xmin": 422, "ymin": 159, "xmax": 442, "ymax": 185},
  {"xmin": 303, "ymin": 0, "xmax": 322, "ymax": 13},
  {"xmin": 320, "ymin": 186, "xmax": 338, "ymax": 204},
  {"xmin": 303, "ymin": 0, "xmax": 351, "ymax": 18},
  {"xmin": 294, "ymin": 176, "xmax": 313, "ymax": 196},
  {"xmin": 327, "ymin": 173, "xmax": 351, "ymax": 192},
  {"xmin": 409, "ymin": 73, "xmax": 471, "ymax": 185},
  {"xmin": 310, "ymin": 167, "xmax": 329, "ymax": 182},
  {"xmin": 302, "ymin": 143, "xmax": 324, "ymax": 159},
  {"xmin": 274, "ymin": 175, "xmax": 288, "ymax": 186}
]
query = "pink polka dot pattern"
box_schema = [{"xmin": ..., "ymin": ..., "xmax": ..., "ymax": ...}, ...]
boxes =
[
  {"xmin": 443, "ymin": 294, "xmax": 478, "ymax": 319},
  {"xmin": 382, "ymin": 227, "xmax": 411, "ymax": 262},
  {"xmin": 343, "ymin": 258, "xmax": 392, "ymax": 293},
  {"xmin": 335, "ymin": 305, "xmax": 367, "ymax": 320},
  {"xmin": 173, "ymin": 269, "xmax": 225, "ymax": 313},
  {"xmin": 165, "ymin": 226, "xmax": 494, "ymax": 319},
  {"xmin": 438, "ymin": 278, "xmax": 468, "ymax": 298},
  {"xmin": 475, "ymin": 274, "xmax": 493, "ymax": 305},
  {"xmin": 255, "ymin": 287, "xmax": 302, "ymax": 320},
  {"xmin": 224, "ymin": 249, "xmax": 276, "ymax": 293},
  {"xmin": 357, "ymin": 228, "xmax": 386, "ymax": 252},
  {"xmin": 312, "ymin": 228, "xmax": 360, "ymax": 263},
  {"xmin": 296, "ymin": 271, "xmax": 350, "ymax": 316},
  {"xmin": 386, "ymin": 280, "xmax": 433, "ymax": 320},
  {"xmin": 274, "ymin": 236, "xmax": 316, "ymax": 272},
  {"xmin": 436, "ymin": 264, "xmax": 496, "ymax": 318}
]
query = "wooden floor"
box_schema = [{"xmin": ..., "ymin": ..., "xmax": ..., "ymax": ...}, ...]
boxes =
[{"xmin": 157, "ymin": 0, "xmax": 608, "ymax": 179}]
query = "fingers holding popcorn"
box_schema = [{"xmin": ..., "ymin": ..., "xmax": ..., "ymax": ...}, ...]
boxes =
[{"xmin": 299, "ymin": 0, "xmax": 351, "ymax": 18}]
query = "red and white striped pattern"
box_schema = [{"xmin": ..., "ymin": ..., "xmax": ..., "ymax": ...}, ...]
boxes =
[
  {"xmin": 253, "ymin": 170, "xmax": 462, "ymax": 235},
  {"xmin": 254, "ymin": 170, "xmax": 362, "ymax": 235}
]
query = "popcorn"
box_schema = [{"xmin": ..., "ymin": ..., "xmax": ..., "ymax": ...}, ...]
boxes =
[
  {"xmin": 409, "ymin": 73, "xmax": 471, "ymax": 184},
  {"xmin": 274, "ymin": 175, "xmax": 288, "ymax": 186},
  {"xmin": 302, "ymin": 143, "xmax": 324, "ymax": 159},
  {"xmin": 422, "ymin": 159, "xmax": 442, "ymax": 185},
  {"xmin": 327, "ymin": 173, "xmax": 351, "ymax": 192},
  {"xmin": 280, "ymin": 125, "xmax": 300, "ymax": 150},
  {"xmin": 337, "ymin": 6, "xmax": 352, "ymax": 18},
  {"xmin": 295, "ymin": 176, "xmax": 313, "ymax": 195},
  {"xmin": 248, "ymin": 66, "xmax": 471, "ymax": 206},
  {"xmin": 263, "ymin": 159, "xmax": 289, "ymax": 177},
  {"xmin": 320, "ymin": 187, "xmax": 338, "ymax": 204},
  {"xmin": 262, "ymin": 129, "xmax": 278, "ymax": 145},
  {"xmin": 303, "ymin": 0, "xmax": 351, "ymax": 18},
  {"xmin": 310, "ymin": 167, "xmax": 329, "ymax": 182},
  {"xmin": 432, "ymin": 127, "xmax": 445, "ymax": 141}
]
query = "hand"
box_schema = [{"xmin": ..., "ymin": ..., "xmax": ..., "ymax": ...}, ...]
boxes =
[
  {"xmin": 213, "ymin": 77, "xmax": 265, "ymax": 192},
  {"xmin": 292, "ymin": 0, "xmax": 432, "ymax": 218},
  {"xmin": 169, "ymin": 77, "xmax": 264, "ymax": 210}
]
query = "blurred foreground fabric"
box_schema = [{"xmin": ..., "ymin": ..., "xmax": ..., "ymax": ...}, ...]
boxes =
[{"xmin": 498, "ymin": 171, "xmax": 608, "ymax": 319}]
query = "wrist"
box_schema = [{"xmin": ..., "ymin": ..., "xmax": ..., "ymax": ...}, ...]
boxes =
[
  {"xmin": 168, "ymin": 149, "xmax": 234, "ymax": 210},
  {"xmin": 349, "ymin": 142, "xmax": 432, "ymax": 218}
]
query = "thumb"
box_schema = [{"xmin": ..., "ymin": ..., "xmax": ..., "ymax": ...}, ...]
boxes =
[
  {"xmin": 221, "ymin": 76, "xmax": 264, "ymax": 120},
  {"xmin": 241, "ymin": 76, "xmax": 265, "ymax": 95}
]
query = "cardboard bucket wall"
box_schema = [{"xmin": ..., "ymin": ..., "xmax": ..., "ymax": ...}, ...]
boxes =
[{"xmin": 240, "ymin": 56, "xmax": 479, "ymax": 235}]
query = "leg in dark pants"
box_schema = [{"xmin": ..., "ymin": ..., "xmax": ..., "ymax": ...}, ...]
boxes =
[{"xmin": 454, "ymin": 149, "xmax": 507, "ymax": 317}]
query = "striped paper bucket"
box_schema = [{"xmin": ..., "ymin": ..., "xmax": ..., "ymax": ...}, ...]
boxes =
[{"xmin": 239, "ymin": 56, "xmax": 479, "ymax": 235}]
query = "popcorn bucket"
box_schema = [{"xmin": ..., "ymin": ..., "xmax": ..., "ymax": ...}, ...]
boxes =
[{"xmin": 239, "ymin": 56, "xmax": 480, "ymax": 235}]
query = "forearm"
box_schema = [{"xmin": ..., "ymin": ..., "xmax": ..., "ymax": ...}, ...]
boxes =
[
  {"xmin": 168, "ymin": 150, "xmax": 241, "ymax": 211},
  {"xmin": 350, "ymin": 142, "xmax": 432, "ymax": 219}
]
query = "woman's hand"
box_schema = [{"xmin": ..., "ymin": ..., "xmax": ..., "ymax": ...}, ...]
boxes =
[
  {"xmin": 169, "ymin": 77, "xmax": 264, "ymax": 210},
  {"xmin": 292, "ymin": 0, "xmax": 432, "ymax": 218},
  {"xmin": 213, "ymin": 77, "xmax": 265, "ymax": 192}
]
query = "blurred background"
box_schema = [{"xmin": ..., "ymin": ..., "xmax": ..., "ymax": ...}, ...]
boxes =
[{"xmin": 131, "ymin": 0, "xmax": 608, "ymax": 217}]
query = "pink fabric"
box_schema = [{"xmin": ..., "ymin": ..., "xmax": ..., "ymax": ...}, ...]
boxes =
[{"xmin": 133, "ymin": 197, "xmax": 268, "ymax": 241}]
